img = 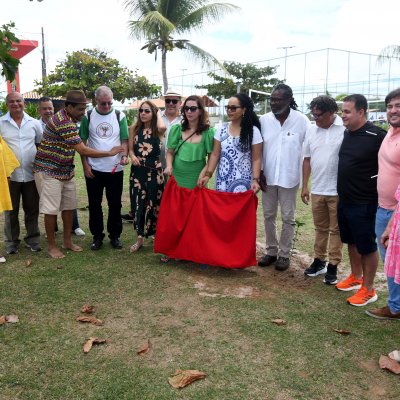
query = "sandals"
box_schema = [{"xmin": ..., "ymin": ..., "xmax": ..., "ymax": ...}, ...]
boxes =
[
  {"xmin": 130, "ymin": 237, "xmax": 144, "ymax": 253},
  {"xmin": 160, "ymin": 255, "xmax": 170, "ymax": 263}
]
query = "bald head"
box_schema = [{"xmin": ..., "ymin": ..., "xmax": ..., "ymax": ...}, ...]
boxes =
[{"xmin": 6, "ymin": 92, "xmax": 24, "ymax": 119}]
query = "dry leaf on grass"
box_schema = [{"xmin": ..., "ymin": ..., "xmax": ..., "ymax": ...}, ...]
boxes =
[
  {"xmin": 168, "ymin": 369, "xmax": 206, "ymax": 389},
  {"xmin": 56, "ymin": 265, "xmax": 64, "ymax": 270},
  {"xmin": 379, "ymin": 355, "xmax": 400, "ymax": 374},
  {"xmin": 81, "ymin": 304, "xmax": 96, "ymax": 314},
  {"xmin": 5, "ymin": 315, "xmax": 19, "ymax": 323},
  {"xmin": 271, "ymin": 319, "xmax": 287, "ymax": 326},
  {"xmin": 76, "ymin": 316, "xmax": 103, "ymax": 326},
  {"xmin": 333, "ymin": 329, "xmax": 351, "ymax": 335},
  {"xmin": 25, "ymin": 259, "xmax": 32, "ymax": 267},
  {"xmin": 83, "ymin": 337, "xmax": 107, "ymax": 353},
  {"xmin": 0, "ymin": 315, "xmax": 6, "ymax": 325},
  {"xmin": 137, "ymin": 339, "xmax": 151, "ymax": 355}
]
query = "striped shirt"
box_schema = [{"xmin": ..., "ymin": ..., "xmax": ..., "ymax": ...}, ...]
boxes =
[{"xmin": 33, "ymin": 108, "xmax": 82, "ymax": 180}]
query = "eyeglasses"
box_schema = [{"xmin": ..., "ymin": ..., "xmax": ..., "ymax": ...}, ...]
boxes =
[
  {"xmin": 139, "ymin": 108, "xmax": 152, "ymax": 114},
  {"xmin": 184, "ymin": 106, "xmax": 200, "ymax": 112},
  {"xmin": 225, "ymin": 105, "xmax": 242, "ymax": 112},
  {"xmin": 311, "ymin": 111, "xmax": 327, "ymax": 120},
  {"xmin": 99, "ymin": 102, "xmax": 113, "ymax": 106},
  {"xmin": 165, "ymin": 99, "xmax": 179, "ymax": 105}
]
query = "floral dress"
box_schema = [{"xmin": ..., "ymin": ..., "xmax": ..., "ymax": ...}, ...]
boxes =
[
  {"xmin": 385, "ymin": 184, "xmax": 400, "ymax": 284},
  {"xmin": 130, "ymin": 128, "xmax": 164, "ymax": 237},
  {"xmin": 215, "ymin": 123, "xmax": 263, "ymax": 192}
]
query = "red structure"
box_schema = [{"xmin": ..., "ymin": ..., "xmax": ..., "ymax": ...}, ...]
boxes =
[{"xmin": 7, "ymin": 39, "xmax": 38, "ymax": 93}]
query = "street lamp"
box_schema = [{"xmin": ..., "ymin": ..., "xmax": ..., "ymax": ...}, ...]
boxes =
[{"xmin": 277, "ymin": 46, "xmax": 295, "ymax": 81}]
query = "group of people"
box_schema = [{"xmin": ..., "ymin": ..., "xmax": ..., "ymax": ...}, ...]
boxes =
[{"xmin": 1, "ymin": 83, "xmax": 400, "ymax": 319}]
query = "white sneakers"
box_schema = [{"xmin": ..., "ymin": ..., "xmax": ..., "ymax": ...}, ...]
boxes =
[{"xmin": 74, "ymin": 228, "xmax": 86, "ymax": 236}]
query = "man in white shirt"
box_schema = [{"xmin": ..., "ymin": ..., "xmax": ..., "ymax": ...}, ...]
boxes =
[
  {"xmin": 301, "ymin": 95, "xmax": 344, "ymax": 284},
  {"xmin": 160, "ymin": 87, "xmax": 182, "ymax": 169},
  {"xmin": 0, "ymin": 92, "xmax": 43, "ymax": 254},
  {"xmin": 79, "ymin": 86, "xmax": 129, "ymax": 250},
  {"xmin": 258, "ymin": 84, "xmax": 310, "ymax": 271}
]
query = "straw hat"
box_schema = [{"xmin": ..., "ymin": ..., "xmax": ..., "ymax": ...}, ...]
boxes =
[
  {"xmin": 161, "ymin": 87, "xmax": 182, "ymax": 99},
  {"xmin": 65, "ymin": 90, "xmax": 88, "ymax": 104}
]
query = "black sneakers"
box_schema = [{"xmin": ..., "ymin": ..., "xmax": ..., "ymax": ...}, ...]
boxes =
[
  {"xmin": 323, "ymin": 263, "xmax": 338, "ymax": 285},
  {"xmin": 304, "ymin": 258, "xmax": 327, "ymax": 277},
  {"xmin": 121, "ymin": 213, "xmax": 133, "ymax": 223},
  {"xmin": 275, "ymin": 257, "xmax": 290, "ymax": 271}
]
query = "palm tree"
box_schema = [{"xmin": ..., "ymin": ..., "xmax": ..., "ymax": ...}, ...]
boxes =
[{"xmin": 124, "ymin": 0, "xmax": 239, "ymax": 92}]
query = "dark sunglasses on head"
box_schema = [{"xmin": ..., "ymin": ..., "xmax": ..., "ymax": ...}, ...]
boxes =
[
  {"xmin": 184, "ymin": 106, "xmax": 200, "ymax": 112},
  {"xmin": 165, "ymin": 99, "xmax": 179, "ymax": 104},
  {"xmin": 139, "ymin": 108, "xmax": 151, "ymax": 114},
  {"xmin": 225, "ymin": 105, "xmax": 242, "ymax": 111},
  {"xmin": 100, "ymin": 101, "xmax": 113, "ymax": 106}
]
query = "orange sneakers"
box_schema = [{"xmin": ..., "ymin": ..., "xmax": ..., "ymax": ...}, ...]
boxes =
[
  {"xmin": 347, "ymin": 286, "xmax": 378, "ymax": 307},
  {"xmin": 335, "ymin": 274, "xmax": 363, "ymax": 292}
]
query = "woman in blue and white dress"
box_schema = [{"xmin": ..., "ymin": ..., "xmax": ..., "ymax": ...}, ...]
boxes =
[{"xmin": 198, "ymin": 93, "xmax": 262, "ymax": 193}]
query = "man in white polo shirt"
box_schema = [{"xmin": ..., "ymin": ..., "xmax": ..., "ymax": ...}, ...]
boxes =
[
  {"xmin": 258, "ymin": 84, "xmax": 310, "ymax": 271},
  {"xmin": 301, "ymin": 95, "xmax": 344, "ymax": 284}
]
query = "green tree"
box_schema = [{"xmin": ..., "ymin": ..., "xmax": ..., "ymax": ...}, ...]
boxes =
[
  {"xmin": 35, "ymin": 48, "xmax": 161, "ymax": 104},
  {"xmin": 124, "ymin": 0, "xmax": 239, "ymax": 92},
  {"xmin": 197, "ymin": 61, "xmax": 280, "ymax": 102},
  {"xmin": 0, "ymin": 22, "xmax": 20, "ymax": 82},
  {"xmin": 378, "ymin": 45, "xmax": 400, "ymax": 60}
]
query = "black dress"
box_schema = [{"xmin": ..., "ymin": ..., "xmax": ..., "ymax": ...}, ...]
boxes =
[{"xmin": 129, "ymin": 128, "xmax": 164, "ymax": 237}]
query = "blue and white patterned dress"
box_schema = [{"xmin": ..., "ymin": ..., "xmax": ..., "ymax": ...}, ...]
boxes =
[{"xmin": 215, "ymin": 123, "xmax": 263, "ymax": 193}]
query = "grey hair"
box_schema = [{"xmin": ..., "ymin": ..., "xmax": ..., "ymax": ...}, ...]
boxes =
[
  {"xmin": 5, "ymin": 92, "xmax": 24, "ymax": 104},
  {"xmin": 95, "ymin": 86, "xmax": 113, "ymax": 99}
]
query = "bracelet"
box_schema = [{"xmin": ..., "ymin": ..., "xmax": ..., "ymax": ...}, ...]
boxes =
[
  {"xmin": 253, "ymin": 177, "xmax": 260, "ymax": 183},
  {"xmin": 205, "ymin": 171, "xmax": 213, "ymax": 178}
]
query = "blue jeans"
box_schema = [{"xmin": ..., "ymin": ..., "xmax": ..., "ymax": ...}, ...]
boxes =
[
  {"xmin": 375, "ymin": 206, "xmax": 394, "ymax": 262},
  {"xmin": 388, "ymin": 276, "xmax": 400, "ymax": 313}
]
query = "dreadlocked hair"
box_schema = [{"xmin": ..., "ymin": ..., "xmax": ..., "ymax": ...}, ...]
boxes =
[
  {"xmin": 232, "ymin": 93, "xmax": 261, "ymax": 152},
  {"xmin": 272, "ymin": 83, "xmax": 298, "ymax": 110}
]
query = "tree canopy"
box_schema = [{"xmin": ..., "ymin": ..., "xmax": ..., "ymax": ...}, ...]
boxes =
[
  {"xmin": 0, "ymin": 22, "xmax": 20, "ymax": 82},
  {"xmin": 35, "ymin": 48, "xmax": 161, "ymax": 104},
  {"xmin": 125, "ymin": 0, "xmax": 239, "ymax": 92},
  {"xmin": 197, "ymin": 61, "xmax": 281, "ymax": 102}
]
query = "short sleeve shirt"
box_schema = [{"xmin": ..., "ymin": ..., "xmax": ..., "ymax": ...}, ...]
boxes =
[{"xmin": 33, "ymin": 108, "xmax": 82, "ymax": 180}]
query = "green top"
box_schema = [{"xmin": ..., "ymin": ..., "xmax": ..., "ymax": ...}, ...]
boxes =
[{"xmin": 167, "ymin": 124, "xmax": 215, "ymax": 189}]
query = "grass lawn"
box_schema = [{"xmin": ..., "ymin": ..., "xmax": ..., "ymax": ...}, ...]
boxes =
[{"xmin": 0, "ymin": 159, "xmax": 399, "ymax": 400}]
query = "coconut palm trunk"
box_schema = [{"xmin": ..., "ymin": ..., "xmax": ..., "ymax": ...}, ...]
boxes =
[{"xmin": 161, "ymin": 47, "xmax": 168, "ymax": 92}]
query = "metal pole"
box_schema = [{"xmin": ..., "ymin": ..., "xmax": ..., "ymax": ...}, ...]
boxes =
[
  {"xmin": 41, "ymin": 27, "xmax": 47, "ymax": 79},
  {"xmin": 302, "ymin": 52, "xmax": 307, "ymax": 113},
  {"xmin": 325, "ymin": 48, "xmax": 329, "ymax": 94},
  {"xmin": 347, "ymin": 51, "xmax": 350, "ymax": 93},
  {"xmin": 180, "ymin": 68, "xmax": 187, "ymax": 96}
]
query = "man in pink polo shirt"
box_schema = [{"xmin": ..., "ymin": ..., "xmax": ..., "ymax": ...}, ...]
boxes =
[{"xmin": 366, "ymin": 88, "xmax": 400, "ymax": 320}]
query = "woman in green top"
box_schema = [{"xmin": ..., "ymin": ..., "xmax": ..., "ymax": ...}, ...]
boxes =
[{"xmin": 164, "ymin": 95, "xmax": 214, "ymax": 189}]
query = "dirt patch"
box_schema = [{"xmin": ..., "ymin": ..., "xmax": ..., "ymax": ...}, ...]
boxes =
[{"xmin": 194, "ymin": 281, "xmax": 259, "ymax": 298}]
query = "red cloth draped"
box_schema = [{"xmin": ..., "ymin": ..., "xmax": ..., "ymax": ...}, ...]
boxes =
[{"xmin": 154, "ymin": 176, "xmax": 258, "ymax": 268}]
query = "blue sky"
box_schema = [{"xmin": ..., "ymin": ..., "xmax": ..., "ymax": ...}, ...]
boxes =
[{"xmin": 1, "ymin": 0, "xmax": 399, "ymax": 106}]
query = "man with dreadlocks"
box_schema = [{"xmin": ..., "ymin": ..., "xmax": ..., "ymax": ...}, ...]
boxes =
[{"xmin": 258, "ymin": 84, "xmax": 310, "ymax": 271}]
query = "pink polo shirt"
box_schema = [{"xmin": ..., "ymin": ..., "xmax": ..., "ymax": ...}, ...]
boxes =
[{"xmin": 378, "ymin": 126, "xmax": 400, "ymax": 209}]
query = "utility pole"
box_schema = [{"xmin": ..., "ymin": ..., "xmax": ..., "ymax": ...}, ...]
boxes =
[
  {"xmin": 41, "ymin": 27, "xmax": 47, "ymax": 79},
  {"xmin": 277, "ymin": 46, "xmax": 295, "ymax": 81}
]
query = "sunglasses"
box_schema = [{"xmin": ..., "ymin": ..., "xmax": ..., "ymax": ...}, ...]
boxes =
[
  {"xmin": 100, "ymin": 102, "xmax": 113, "ymax": 106},
  {"xmin": 311, "ymin": 111, "xmax": 327, "ymax": 120},
  {"xmin": 139, "ymin": 108, "xmax": 152, "ymax": 114},
  {"xmin": 184, "ymin": 106, "xmax": 200, "ymax": 112},
  {"xmin": 225, "ymin": 105, "xmax": 242, "ymax": 112},
  {"xmin": 165, "ymin": 99, "xmax": 179, "ymax": 104}
]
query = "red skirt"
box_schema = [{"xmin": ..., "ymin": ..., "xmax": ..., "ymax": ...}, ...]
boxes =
[{"xmin": 154, "ymin": 177, "xmax": 258, "ymax": 268}]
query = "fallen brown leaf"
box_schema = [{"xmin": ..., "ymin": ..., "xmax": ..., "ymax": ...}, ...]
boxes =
[
  {"xmin": 137, "ymin": 339, "xmax": 151, "ymax": 355},
  {"xmin": 379, "ymin": 355, "xmax": 400, "ymax": 374},
  {"xmin": 333, "ymin": 329, "xmax": 351, "ymax": 335},
  {"xmin": 76, "ymin": 316, "xmax": 103, "ymax": 326},
  {"xmin": 25, "ymin": 259, "xmax": 32, "ymax": 267},
  {"xmin": 271, "ymin": 318, "xmax": 287, "ymax": 326},
  {"xmin": 56, "ymin": 265, "xmax": 64, "ymax": 269},
  {"xmin": 81, "ymin": 304, "xmax": 96, "ymax": 314},
  {"xmin": 5, "ymin": 315, "xmax": 19, "ymax": 323},
  {"xmin": 0, "ymin": 315, "xmax": 6, "ymax": 325},
  {"xmin": 83, "ymin": 337, "xmax": 107, "ymax": 353},
  {"xmin": 168, "ymin": 369, "xmax": 206, "ymax": 389}
]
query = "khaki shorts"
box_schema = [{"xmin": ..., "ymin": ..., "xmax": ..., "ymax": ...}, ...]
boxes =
[{"xmin": 35, "ymin": 172, "xmax": 77, "ymax": 215}]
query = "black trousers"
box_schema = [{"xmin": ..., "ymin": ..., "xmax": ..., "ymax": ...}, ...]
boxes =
[{"xmin": 85, "ymin": 170, "xmax": 123, "ymax": 241}]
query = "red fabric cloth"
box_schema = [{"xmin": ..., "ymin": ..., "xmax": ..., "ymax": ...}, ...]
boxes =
[{"xmin": 154, "ymin": 176, "xmax": 258, "ymax": 268}]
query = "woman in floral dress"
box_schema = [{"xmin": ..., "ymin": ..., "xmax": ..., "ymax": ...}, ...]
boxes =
[
  {"xmin": 129, "ymin": 101, "xmax": 166, "ymax": 252},
  {"xmin": 198, "ymin": 93, "xmax": 262, "ymax": 193}
]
